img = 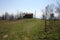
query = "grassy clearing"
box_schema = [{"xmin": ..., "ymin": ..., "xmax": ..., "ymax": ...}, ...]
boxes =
[{"xmin": 0, "ymin": 19, "xmax": 60, "ymax": 40}]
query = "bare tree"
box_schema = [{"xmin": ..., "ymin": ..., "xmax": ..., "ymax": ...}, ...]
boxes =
[
  {"xmin": 10, "ymin": 14, "xmax": 14, "ymax": 20},
  {"xmin": 55, "ymin": 2, "xmax": 60, "ymax": 19},
  {"xmin": 2, "ymin": 14, "xmax": 5, "ymax": 20},
  {"xmin": 42, "ymin": 4, "xmax": 55, "ymax": 33},
  {"xmin": 42, "ymin": 10, "xmax": 46, "ymax": 19},
  {"xmin": 42, "ymin": 4, "xmax": 55, "ymax": 20},
  {"xmin": 4, "ymin": 12, "xmax": 9, "ymax": 20}
]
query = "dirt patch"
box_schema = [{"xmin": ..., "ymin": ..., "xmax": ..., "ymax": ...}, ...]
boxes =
[{"xmin": 3, "ymin": 34, "xmax": 8, "ymax": 38}]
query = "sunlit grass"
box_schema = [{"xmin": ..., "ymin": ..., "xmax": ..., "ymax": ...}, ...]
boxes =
[{"xmin": 0, "ymin": 19, "xmax": 60, "ymax": 40}]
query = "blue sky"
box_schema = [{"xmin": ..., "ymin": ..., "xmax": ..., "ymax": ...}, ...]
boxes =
[{"xmin": 0, "ymin": 0, "xmax": 58, "ymax": 18}]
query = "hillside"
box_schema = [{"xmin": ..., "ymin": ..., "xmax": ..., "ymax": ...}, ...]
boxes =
[{"xmin": 0, "ymin": 19, "xmax": 60, "ymax": 40}]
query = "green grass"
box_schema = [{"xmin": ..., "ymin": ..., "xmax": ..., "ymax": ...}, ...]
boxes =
[{"xmin": 0, "ymin": 19, "xmax": 60, "ymax": 40}]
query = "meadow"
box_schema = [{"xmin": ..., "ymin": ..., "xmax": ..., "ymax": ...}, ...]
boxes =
[{"xmin": 0, "ymin": 19, "xmax": 60, "ymax": 40}]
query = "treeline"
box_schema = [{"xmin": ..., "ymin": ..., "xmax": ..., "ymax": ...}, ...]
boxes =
[
  {"xmin": 0, "ymin": 12, "xmax": 33, "ymax": 20},
  {"xmin": 42, "ymin": 2, "xmax": 60, "ymax": 20}
]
